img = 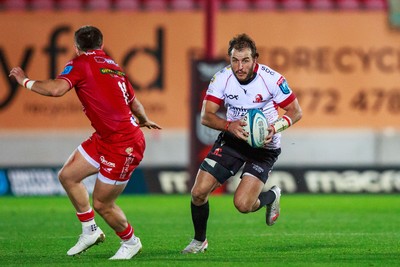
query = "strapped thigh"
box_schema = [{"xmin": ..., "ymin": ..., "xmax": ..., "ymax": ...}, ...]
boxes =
[{"xmin": 200, "ymin": 158, "xmax": 235, "ymax": 184}]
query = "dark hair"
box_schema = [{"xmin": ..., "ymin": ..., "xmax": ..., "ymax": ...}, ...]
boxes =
[
  {"xmin": 228, "ymin": 33, "xmax": 259, "ymax": 58},
  {"xmin": 74, "ymin": 25, "xmax": 103, "ymax": 51}
]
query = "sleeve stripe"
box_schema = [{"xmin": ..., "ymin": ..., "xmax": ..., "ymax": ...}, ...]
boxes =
[
  {"xmin": 278, "ymin": 93, "xmax": 296, "ymax": 108},
  {"xmin": 204, "ymin": 94, "xmax": 224, "ymax": 105}
]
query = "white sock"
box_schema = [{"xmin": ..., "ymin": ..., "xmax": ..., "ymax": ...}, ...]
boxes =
[
  {"xmin": 124, "ymin": 235, "xmax": 138, "ymax": 245},
  {"xmin": 82, "ymin": 219, "xmax": 98, "ymax": 235}
]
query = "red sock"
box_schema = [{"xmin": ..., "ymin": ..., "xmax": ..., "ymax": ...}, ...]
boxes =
[
  {"xmin": 116, "ymin": 223, "xmax": 133, "ymax": 240},
  {"xmin": 76, "ymin": 208, "xmax": 95, "ymax": 222}
]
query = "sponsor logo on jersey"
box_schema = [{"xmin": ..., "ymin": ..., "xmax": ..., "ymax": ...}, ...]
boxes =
[
  {"xmin": 100, "ymin": 68, "xmax": 125, "ymax": 77},
  {"xmin": 94, "ymin": 56, "xmax": 119, "ymax": 66},
  {"xmin": 61, "ymin": 65, "xmax": 73, "ymax": 75},
  {"xmin": 277, "ymin": 76, "xmax": 290, "ymax": 94},
  {"xmin": 225, "ymin": 93, "xmax": 239, "ymax": 100},
  {"xmin": 229, "ymin": 106, "xmax": 248, "ymax": 118},
  {"xmin": 261, "ymin": 66, "xmax": 275, "ymax": 75}
]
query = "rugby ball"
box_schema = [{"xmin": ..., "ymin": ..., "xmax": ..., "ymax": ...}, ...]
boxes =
[{"xmin": 242, "ymin": 109, "xmax": 269, "ymax": 148}]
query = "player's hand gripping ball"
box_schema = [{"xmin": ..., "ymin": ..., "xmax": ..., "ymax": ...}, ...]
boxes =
[{"xmin": 242, "ymin": 109, "xmax": 269, "ymax": 148}]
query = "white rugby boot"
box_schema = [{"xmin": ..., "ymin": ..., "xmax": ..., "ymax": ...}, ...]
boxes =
[
  {"xmin": 181, "ymin": 239, "xmax": 208, "ymax": 254},
  {"xmin": 67, "ymin": 227, "xmax": 105, "ymax": 256},
  {"xmin": 266, "ymin": 186, "xmax": 281, "ymax": 226},
  {"xmin": 109, "ymin": 237, "xmax": 142, "ymax": 260}
]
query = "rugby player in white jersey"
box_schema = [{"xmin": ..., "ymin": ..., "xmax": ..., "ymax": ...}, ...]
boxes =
[{"xmin": 182, "ymin": 33, "xmax": 303, "ymax": 254}]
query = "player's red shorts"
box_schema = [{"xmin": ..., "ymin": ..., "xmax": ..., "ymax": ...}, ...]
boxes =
[{"xmin": 78, "ymin": 130, "xmax": 145, "ymax": 185}]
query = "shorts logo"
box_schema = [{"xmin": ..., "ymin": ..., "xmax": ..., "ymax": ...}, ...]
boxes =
[
  {"xmin": 100, "ymin": 156, "xmax": 115, "ymax": 168},
  {"xmin": 120, "ymin": 156, "xmax": 135, "ymax": 179},
  {"xmin": 102, "ymin": 167, "xmax": 113, "ymax": 173},
  {"xmin": 252, "ymin": 163, "xmax": 264, "ymax": 173},
  {"xmin": 61, "ymin": 66, "xmax": 73, "ymax": 75},
  {"xmin": 125, "ymin": 147, "xmax": 133, "ymax": 155},
  {"xmin": 212, "ymin": 148, "xmax": 222, "ymax": 157}
]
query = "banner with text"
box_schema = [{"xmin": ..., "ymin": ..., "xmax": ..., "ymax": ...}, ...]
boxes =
[
  {"xmin": 1, "ymin": 12, "xmax": 400, "ymax": 130},
  {"xmin": 1, "ymin": 166, "xmax": 399, "ymax": 196}
]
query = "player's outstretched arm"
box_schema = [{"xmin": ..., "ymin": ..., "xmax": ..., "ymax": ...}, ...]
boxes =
[
  {"xmin": 9, "ymin": 66, "xmax": 70, "ymax": 97},
  {"xmin": 130, "ymin": 97, "xmax": 162, "ymax": 130}
]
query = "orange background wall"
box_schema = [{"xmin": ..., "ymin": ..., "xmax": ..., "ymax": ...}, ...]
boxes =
[{"xmin": 1, "ymin": 11, "xmax": 400, "ymax": 130}]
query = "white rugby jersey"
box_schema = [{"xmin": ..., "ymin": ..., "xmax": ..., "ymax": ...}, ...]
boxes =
[{"xmin": 205, "ymin": 63, "xmax": 296, "ymax": 149}]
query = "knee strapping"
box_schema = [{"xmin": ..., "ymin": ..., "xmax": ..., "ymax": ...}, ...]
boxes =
[{"xmin": 200, "ymin": 158, "xmax": 232, "ymax": 182}]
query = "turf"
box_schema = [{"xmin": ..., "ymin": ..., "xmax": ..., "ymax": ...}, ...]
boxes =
[{"xmin": 0, "ymin": 194, "xmax": 399, "ymax": 266}]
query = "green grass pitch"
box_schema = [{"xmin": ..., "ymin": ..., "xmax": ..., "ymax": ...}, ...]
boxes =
[{"xmin": 0, "ymin": 194, "xmax": 399, "ymax": 266}]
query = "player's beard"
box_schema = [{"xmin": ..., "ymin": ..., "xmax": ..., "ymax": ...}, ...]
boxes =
[
  {"xmin": 233, "ymin": 62, "xmax": 256, "ymax": 83},
  {"xmin": 234, "ymin": 69, "xmax": 254, "ymax": 83}
]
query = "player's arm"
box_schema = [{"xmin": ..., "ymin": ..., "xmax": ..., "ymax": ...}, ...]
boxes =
[
  {"xmin": 280, "ymin": 97, "xmax": 302, "ymax": 126},
  {"xmin": 130, "ymin": 97, "xmax": 162, "ymax": 129},
  {"xmin": 9, "ymin": 66, "xmax": 70, "ymax": 97},
  {"xmin": 268, "ymin": 97, "xmax": 302, "ymax": 136},
  {"xmin": 201, "ymin": 100, "xmax": 247, "ymax": 141}
]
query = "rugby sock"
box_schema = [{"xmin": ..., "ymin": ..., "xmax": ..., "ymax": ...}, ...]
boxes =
[
  {"xmin": 256, "ymin": 191, "xmax": 276, "ymax": 211},
  {"xmin": 191, "ymin": 201, "xmax": 209, "ymax": 242},
  {"xmin": 76, "ymin": 208, "xmax": 98, "ymax": 235},
  {"xmin": 116, "ymin": 223, "xmax": 137, "ymax": 244}
]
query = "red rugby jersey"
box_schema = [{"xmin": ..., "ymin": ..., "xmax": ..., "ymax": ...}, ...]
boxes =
[{"xmin": 58, "ymin": 50, "xmax": 140, "ymax": 140}]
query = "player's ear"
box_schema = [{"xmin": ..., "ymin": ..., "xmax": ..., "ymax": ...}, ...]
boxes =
[
  {"xmin": 101, "ymin": 44, "xmax": 104, "ymax": 50},
  {"xmin": 74, "ymin": 45, "xmax": 80, "ymax": 56},
  {"xmin": 254, "ymin": 53, "xmax": 259, "ymax": 63}
]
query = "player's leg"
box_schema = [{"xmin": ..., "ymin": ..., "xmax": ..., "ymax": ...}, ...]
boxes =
[
  {"xmin": 182, "ymin": 133, "xmax": 244, "ymax": 254},
  {"xmin": 236, "ymin": 148, "xmax": 282, "ymax": 226},
  {"xmin": 92, "ymin": 179, "xmax": 128, "ymax": 232},
  {"xmin": 234, "ymin": 174, "xmax": 265, "ymax": 213},
  {"xmin": 238, "ymin": 160, "xmax": 281, "ymax": 226},
  {"xmin": 59, "ymin": 148, "xmax": 98, "ymax": 212},
  {"xmin": 191, "ymin": 169, "xmax": 221, "ymax": 205},
  {"xmin": 191, "ymin": 169, "xmax": 221, "ymax": 236},
  {"xmin": 91, "ymin": 179, "xmax": 142, "ymax": 260},
  {"xmin": 181, "ymin": 169, "xmax": 219, "ymax": 254},
  {"xmin": 93, "ymin": 132, "xmax": 145, "ymax": 260},
  {"xmin": 234, "ymin": 173, "xmax": 281, "ymax": 225},
  {"xmin": 59, "ymin": 148, "xmax": 105, "ymax": 256}
]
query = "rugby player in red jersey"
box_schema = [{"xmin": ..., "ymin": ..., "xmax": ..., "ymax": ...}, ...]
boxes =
[{"xmin": 9, "ymin": 25, "xmax": 161, "ymax": 260}]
